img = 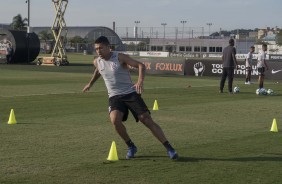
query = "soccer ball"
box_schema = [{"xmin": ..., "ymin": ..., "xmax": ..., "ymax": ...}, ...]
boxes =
[
  {"xmin": 256, "ymin": 88, "xmax": 267, "ymax": 95},
  {"xmin": 260, "ymin": 88, "xmax": 267, "ymax": 95},
  {"xmin": 267, "ymin": 89, "xmax": 274, "ymax": 95},
  {"xmin": 233, "ymin": 86, "xmax": 240, "ymax": 93}
]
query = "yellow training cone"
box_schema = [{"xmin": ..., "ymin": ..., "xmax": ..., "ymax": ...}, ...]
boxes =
[
  {"xmin": 8, "ymin": 109, "xmax": 17, "ymax": 125},
  {"xmin": 270, "ymin": 118, "xmax": 278, "ymax": 132},
  {"xmin": 107, "ymin": 141, "xmax": 119, "ymax": 161},
  {"xmin": 153, "ymin": 100, "xmax": 159, "ymax": 110}
]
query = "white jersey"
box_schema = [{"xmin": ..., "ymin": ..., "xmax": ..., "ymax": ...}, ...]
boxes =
[
  {"xmin": 97, "ymin": 52, "xmax": 136, "ymax": 97},
  {"xmin": 257, "ymin": 51, "xmax": 266, "ymax": 68},
  {"xmin": 245, "ymin": 52, "xmax": 253, "ymax": 67}
]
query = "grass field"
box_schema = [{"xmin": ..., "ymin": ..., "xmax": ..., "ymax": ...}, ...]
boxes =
[{"xmin": 1, "ymin": 55, "xmax": 282, "ymax": 184}]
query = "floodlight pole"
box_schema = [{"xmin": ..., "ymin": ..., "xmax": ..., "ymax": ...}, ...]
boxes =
[
  {"xmin": 180, "ymin": 20, "xmax": 187, "ymax": 39},
  {"xmin": 207, "ymin": 22, "xmax": 213, "ymax": 36},
  {"xmin": 161, "ymin": 23, "xmax": 167, "ymax": 39},
  {"xmin": 134, "ymin": 21, "xmax": 140, "ymax": 51},
  {"xmin": 26, "ymin": 0, "xmax": 30, "ymax": 63},
  {"xmin": 27, "ymin": 0, "xmax": 30, "ymax": 30}
]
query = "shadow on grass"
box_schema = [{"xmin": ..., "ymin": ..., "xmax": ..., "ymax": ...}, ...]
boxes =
[
  {"xmin": 177, "ymin": 156, "xmax": 282, "ymax": 162},
  {"xmin": 101, "ymin": 155, "xmax": 282, "ymax": 163}
]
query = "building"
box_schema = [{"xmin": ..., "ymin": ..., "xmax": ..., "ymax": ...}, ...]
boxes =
[{"xmin": 148, "ymin": 37, "xmax": 255, "ymax": 54}]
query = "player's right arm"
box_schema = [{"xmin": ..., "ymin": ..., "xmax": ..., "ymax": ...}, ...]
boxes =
[{"xmin": 82, "ymin": 59, "xmax": 101, "ymax": 92}]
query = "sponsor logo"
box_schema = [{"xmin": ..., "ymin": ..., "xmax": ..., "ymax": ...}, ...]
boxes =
[
  {"xmin": 271, "ymin": 69, "xmax": 282, "ymax": 74},
  {"xmin": 270, "ymin": 55, "xmax": 282, "ymax": 60},
  {"xmin": 211, "ymin": 64, "xmax": 258, "ymax": 75},
  {"xmin": 110, "ymin": 62, "xmax": 118, "ymax": 71},
  {"xmin": 193, "ymin": 62, "xmax": 205, "ymax": 76},
  {"xmin": 155, "ymin": 63, "xmax": 183, "ymax": 72}
]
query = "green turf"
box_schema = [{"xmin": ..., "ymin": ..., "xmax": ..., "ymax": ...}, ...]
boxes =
[{"xmin": 0, "ymin": 60, "xmax": 282, "ymax": 184}]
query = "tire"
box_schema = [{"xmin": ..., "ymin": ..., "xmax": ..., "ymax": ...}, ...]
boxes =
[
  {"xmin": 37, "ymin": 60, "xmax": 42, "ymax": 65},
  {"xmin": 64, "ymin": 61, "xmax": 69, "ymax": 66},
  {"xmin": 55, "ymin": 60, "xmax": 61, "ymax": 66}
]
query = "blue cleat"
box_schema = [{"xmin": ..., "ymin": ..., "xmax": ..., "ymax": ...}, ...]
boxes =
[
  {"xmin": 167, "ymin": 149, "xmax": 178, "ymax": 160},
  {"xmin": 126, "ymin": 146, "xmax": 137, "ymax": 159}
]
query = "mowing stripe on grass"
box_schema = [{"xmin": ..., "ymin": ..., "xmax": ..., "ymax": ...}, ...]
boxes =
[{"xmin": 0, "ymin": 85, "xmax": 218, "ymax": 98}]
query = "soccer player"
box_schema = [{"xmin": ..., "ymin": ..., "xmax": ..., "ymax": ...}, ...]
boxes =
[
  {"xmin": 219, "ymin": 39, "xmax": 238, "ymax": 94},
  {"xmin": 245, "ymin": 46, "xmax": 255, "ymax": 84},
  {"xmin": 82, "ymin": 36, "xmax": 178, "ymax": 160},
  {"xmin": 257, "ymin": 43, "xmax": 269, "ymax": 89}
]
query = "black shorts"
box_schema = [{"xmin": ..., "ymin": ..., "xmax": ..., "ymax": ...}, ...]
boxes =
[
  {"xmin": 109, "ymin": 92, "xmax": 150, "ymax": 122},
  {"xmin": 258, "ymin": 67, "xmax": 265, "ymax": 75}
]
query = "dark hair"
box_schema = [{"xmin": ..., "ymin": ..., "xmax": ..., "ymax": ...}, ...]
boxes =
[
  {"xmin": 229, "ymin": 39, "xmax": 234, "ymax": 45},
  {"xmin": 262, "ymin": 43, "xmax": 267, "ymax": 48},
  {"xmin": 95, "ymin": 36, "xmax": 110, "ymax": 45},
  {"xmin": 250, "ymin": 46, "xmax": 255, "ymax": 49}
]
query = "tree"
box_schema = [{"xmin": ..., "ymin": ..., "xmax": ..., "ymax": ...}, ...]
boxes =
[
  {"xmin": 38, "ymin": 30, "xmax": 54, "ymax": 53},
  {"xmin": 10, "ymin": 14, "xmax": 28, "ymax": 31},
  {"xmin": 38, "ymin": 30, "xmax": 54, "ymax": 42},
  {"xmin": 69, "ymin": 36, "xmax": 86, "ymax": 45},
  {"xmin": 124, "ymin": 43, "xmax": 136, "ymax": 51},
  {"xmin": 138, "ymin": 42, "xmax": 147, "ymax": 51},
  {"xmin": 276, "ymin": 31, "xmax": 282, "ymax": 46},
  {"xmin": 69, "ymin": 36, "xmax": 87, "ymax": 52}
]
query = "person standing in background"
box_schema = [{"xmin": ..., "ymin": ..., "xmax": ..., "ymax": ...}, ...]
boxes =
[
  {"xmin": 257, "ymin": 43, "xmax": 269, "ymax": 89},
  {"xmin": 219, "ymin": 39, "xmax": 238, "ymax": 94},
  {"xmin": 245, "ymin": 46, "xmax": 255, "ymax": 84}
]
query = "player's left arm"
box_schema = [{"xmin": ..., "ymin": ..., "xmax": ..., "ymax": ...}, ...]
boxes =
[
  {"xmin": 119, "ymin": 53, "xmax": 145, "ymax": 94},
  {"xmin": 232, "ymin": 47, "xmax": 238, "ymax": 69}
]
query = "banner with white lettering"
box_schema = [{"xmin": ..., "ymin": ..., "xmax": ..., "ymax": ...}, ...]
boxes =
[
  {"xmin": 130, "ymin": 58, "xmax": 185, "ymax": 75},
  {"xmin": 269, "ymin": 55, "xmax": 282, "ymax": 61},
  {"xmin": 185, "ymin": 60, "xmax": 282, "ymax": 80}
]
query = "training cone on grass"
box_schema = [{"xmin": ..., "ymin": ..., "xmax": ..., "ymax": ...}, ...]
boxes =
[
  {"xmin": 270, "ymin": 118, "xmax": 278, "ymax": 132},
  {"xmin": 8, "ymin": 109, "xmax": 17, "ymax": 125},
  {"xmin": 153, "ymin": 100, "xmax": 159, "ymax": 110},
  {"xmin": 107, "ymin": 141, "xmax": 119, "ymax": 161}
]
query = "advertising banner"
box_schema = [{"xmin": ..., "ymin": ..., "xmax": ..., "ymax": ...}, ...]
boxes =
[
  {"xmin": 267, "ymin": 62, "xmax": 282, "ymax": 80},
  {"xmin": 269, "ymin": 55, "xmax": 282, "ymax": 61},
  {"xmin": 139, "ymin": 51, "xmax": 169, "ymax": 57},
  {"xmin": 185, "ymin": 60, "xmax": 282, "ymax": 80},
  {"xmin": 130, "ymin": 58, "xmax": 185, "ymax": 75}
]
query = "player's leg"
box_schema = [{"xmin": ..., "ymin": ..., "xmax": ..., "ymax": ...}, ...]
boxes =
[
  {"xmin": 138, "ymin": 112, "xmax": 178, "ymax": 159},
  {"xmin": 227, "ymin": 67, "xmax": 234, "ymax": 93},
  {"xmin": 125, "ymin": 93, "xmax": 178, "ymax": 159},
  {"xmin": 248, "ymin": 68, "xmax": 252, "ymax": 83},
  {"xmin": 258, "ymin": 68, "xmax": 264, "ymax": 88},
  {"xmin": 139, "ymin": 112, "xmax": 167, "ymax": 143},
  {"xmin": 245, "ymin": 67, "xmax": 251, "ymax": 84},
  {"xmin": 245, "ymin": 67, "xmax": 249, "ymax": 83},
  {"xmin": 259, "ymin": 74, "xmax": 264, "ymax": 88},
  {"xmin": 220, "ymin": 68, "xmax": 228, "ymax": 93},
  {"xmin": 110, "ymin": 110, "xmax": 137, "ymax": 159},
  {"xmin": 110, "ymin": 110, "xmax": 130, "ymax": 142}
]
